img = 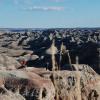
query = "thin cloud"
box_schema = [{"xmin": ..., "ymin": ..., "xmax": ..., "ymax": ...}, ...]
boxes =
[
  {"xmin": 23, "ymin": 6, "xmax": 64, "ymax": 11},
  {"xmin": 13, "ymin": 0, "xmax": 65, "ymax": 11},
  {"xmin": 49, "ymin": 0, "xmax": 64, "ymax": 2}
]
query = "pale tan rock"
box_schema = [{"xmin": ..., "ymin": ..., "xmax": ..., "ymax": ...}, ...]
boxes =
[
  {"xmin": 40, "ymin": 64, "xmax": 100, "ymax": 100},
  {"xmin": 0, "ymin": 47, "xmax": 33, "ymax": 57},
  {"xmin": 0, "ymin": 54, "xmax": 21, "ymax": 70},
  {"xmin": 0, "ymin": 70, "xmax": 55, "ymax": 100}
]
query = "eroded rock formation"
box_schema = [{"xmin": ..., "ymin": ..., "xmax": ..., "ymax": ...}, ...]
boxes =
[
  {"xmin": 0, "ymin": 64, "xmax": 99, "ymax": 100},
  {"xmin": 0, "ymin": 28, "xmax": 100, "ymax": 100}
]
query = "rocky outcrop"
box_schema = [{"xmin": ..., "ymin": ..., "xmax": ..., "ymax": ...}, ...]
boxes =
[
  {"xmin": 0, "ymin": 89, "xmax": 25, "ymax": 100},
  {"xmin": 0, "ymin": 29, "xmax": 100, "ymax": 73},
  {"xmin": 0, "ymin": 47, "xmax": 33, "ymax": 57},
  {"xmin": 37, "ymin": 64, "xmax": 100, "ymax": 100},
  {"xmin": 0, "ymin": 70, "xmax": 55, "ymax": 100},
  {"xmin": 0, "ymin": 54, "xmax": 21, "ymax": 70},
  {"xmin": 0, "ymin": 64, "xmax": 99, "ymax": 100},
  {"xmin": 0, "ymin": 28, "xmax": 100, "ymax": 100}
]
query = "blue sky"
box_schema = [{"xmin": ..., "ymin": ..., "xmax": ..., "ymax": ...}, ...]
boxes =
[{"xmin": 0, "ymin": 0, "xmax": 100, "ymax": 28}]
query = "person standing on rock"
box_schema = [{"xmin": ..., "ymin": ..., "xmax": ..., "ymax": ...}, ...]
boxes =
[{"xmin": 18, "ymin": 59, "xmax": 27, "ymax": 69}]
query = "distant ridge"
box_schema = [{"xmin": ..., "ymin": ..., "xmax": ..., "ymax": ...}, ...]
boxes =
[
  {"xmin": 0, "ymin": 28, "xmax": 47, "ymax": 32},
  {"xmin": 0, "ymin": 27, "xmax": 100, "ymax": 32}
]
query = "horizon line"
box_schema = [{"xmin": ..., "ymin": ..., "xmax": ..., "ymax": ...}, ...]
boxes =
[{"xmin": 0, "ymin": 27, "xmax": 100, "ymax": 29}]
